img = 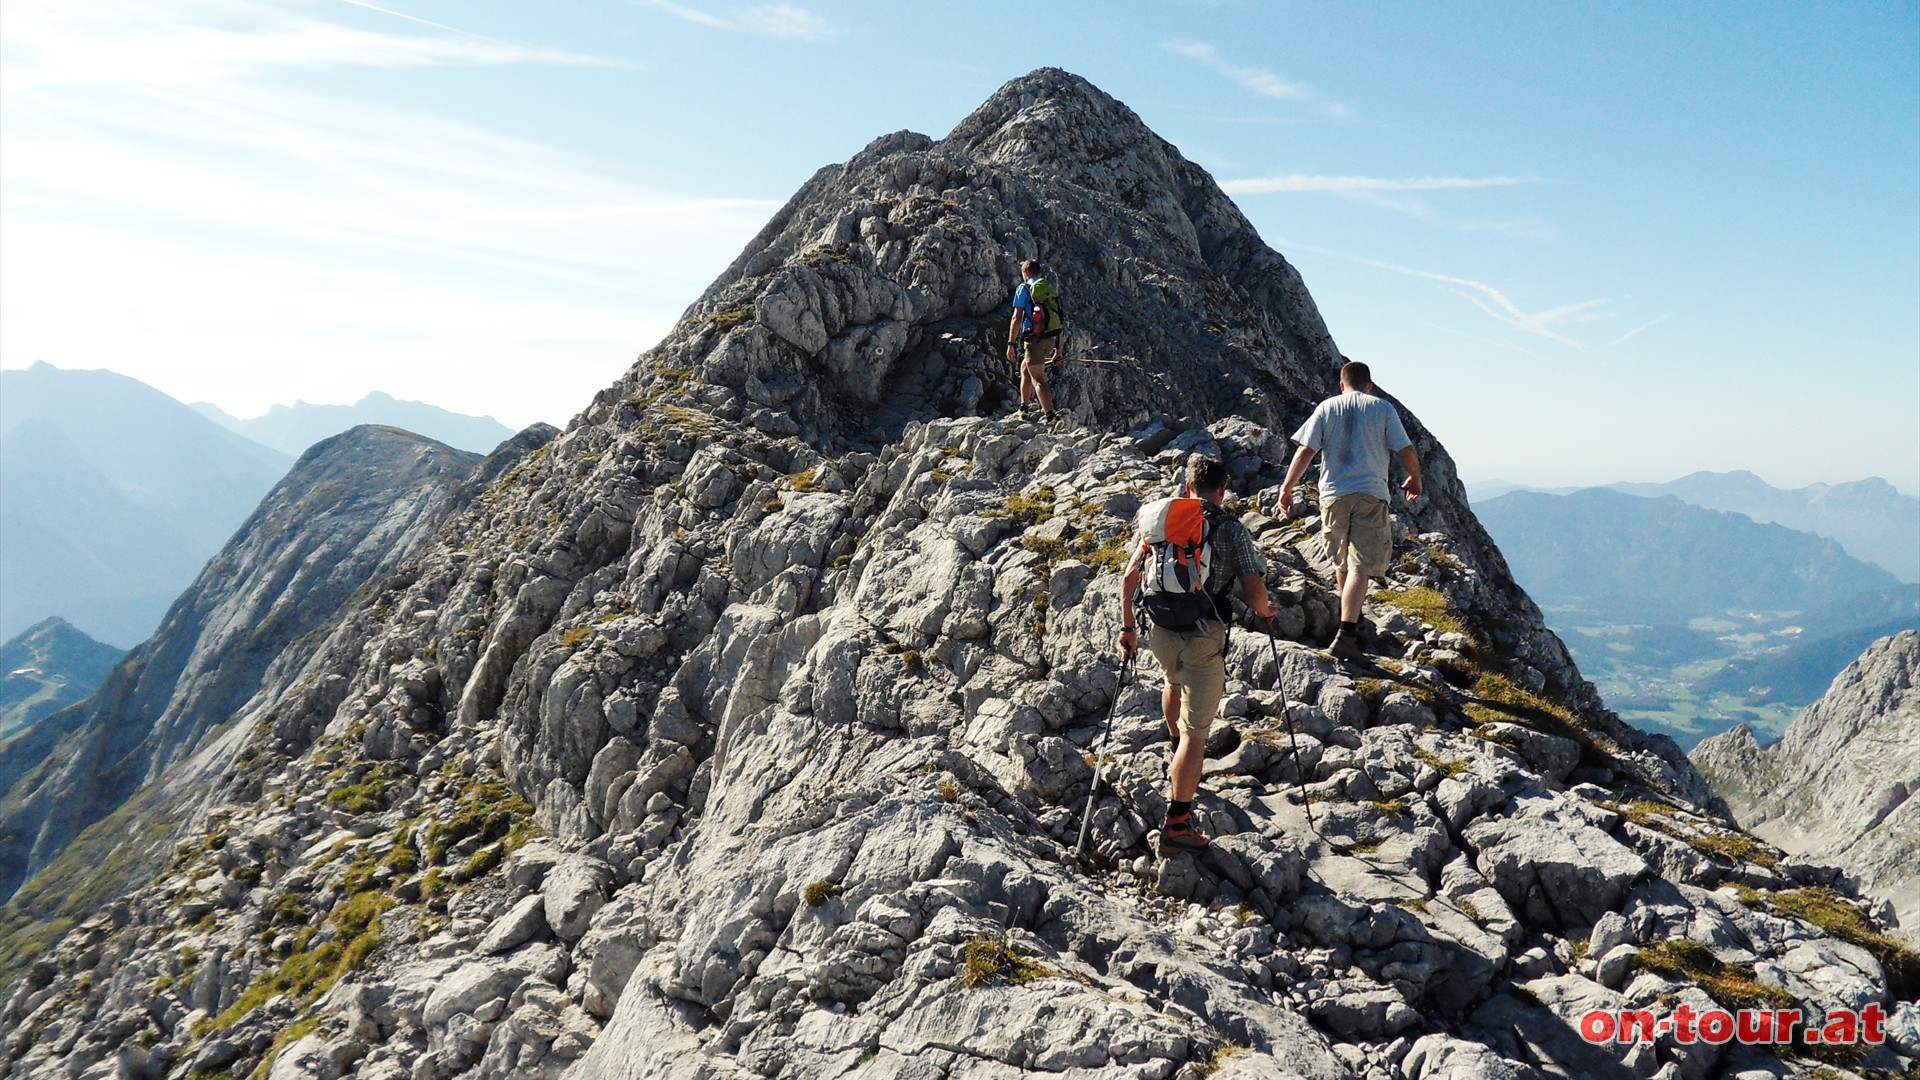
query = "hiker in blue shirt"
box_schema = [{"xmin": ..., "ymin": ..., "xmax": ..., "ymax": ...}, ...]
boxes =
[{"xmin": 1005, "ymin": 259, "xmax": 1065, "ymax": 420}]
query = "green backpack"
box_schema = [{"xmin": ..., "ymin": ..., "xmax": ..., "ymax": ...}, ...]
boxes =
[{"xmin": 1021, "ymin": 277, "xmax": 1066, "ymax": 340}]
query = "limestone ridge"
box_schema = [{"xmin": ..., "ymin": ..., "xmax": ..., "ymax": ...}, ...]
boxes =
[
  {"xmin": 1693, "ymin": 629, "xmax": 1920, "ymax": 935},
  {"xmin": 5, "ymin": 70, "xmax": 1916, "ymax": 1080},
  {"xmin": 660, "ymin": 68, "xmax": 1333, "ymax": 439},
  {"xmin": 0, "ymin": 425, "xmax": 495, "ymax": 903},
  {"xmin": 608, "ymin": 68, "xmax": 1612, "ymax": 735}
]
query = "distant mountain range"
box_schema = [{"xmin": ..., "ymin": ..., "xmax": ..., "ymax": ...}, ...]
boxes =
[
  {"xmin": 1470, "ymin": 470, "xmax": 1919, "ymax": 582},
  {"xmin": 0, "ymin": 424, "xmax": 497, "ymax": 903},
  {"xmin": 3, "ymin": 364, "xmax": 523, "ymax": 648},
  {"xmin": 0, "ymin": 363, "xmax": 292, "ymax": 647},
  {"xmin": 1477, "ymin": 486, "xmax": 1919, "ymax": 746},
  {"xmin": 193, "ymin": 391, "xmax": 516, "ymax": 457},
  {"xmin": 0, "ymin": 619, "xmax": 121, "ymax": 741}
]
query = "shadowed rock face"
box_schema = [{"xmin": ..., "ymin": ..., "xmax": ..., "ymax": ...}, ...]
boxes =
[
  {"xmin": 0, "ymin": 426, "xmax": 493, "ymax": 902},
  {"xmin": 1694, "ymin": 629, "xmax": 1920, "ymax": 934},
  {"xmin": 4, "ymin": 71, "xmax": 1914, "ymax": 1080}
]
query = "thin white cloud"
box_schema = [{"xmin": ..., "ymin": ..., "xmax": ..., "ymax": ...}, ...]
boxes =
[
  {"xmin": 1422, "ymin": 322, "xmax": 1544, "ymax": 360},
  {"xmin": 1, "ymin": 2, "xmax": 616, "ymax": 93},
  {"xmin": 0, "ymin": 0, "xmax": 777, "ymax": 427},
  {"xmin": 1225, "ymin": 173, "xmax": 1553, "ymax": 240},
  {"xmin": 1284, "ymin": 239, "xmax": 1606, "ymax": 349},
  {"xmin": 1222, "ymin": 174, "xmax": 1535, "ymax": 195},
  {"xmin": 1609, "ymin": 313, "xmax": 1674, "ymax": 347},
  {"xmin": 634, "ymin": 0, "xmax": 843, "ymax": 40},
  {"xmin": 1160, "ymin": 40, "xmax": 1347, "ymax": 117}
]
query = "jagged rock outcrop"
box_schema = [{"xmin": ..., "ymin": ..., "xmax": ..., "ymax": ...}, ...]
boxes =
[
  {"xmin": 2, "ymin": 70, "xmax": 1913, "ymax": 1080},
  {"xmin": 1693, "ymin": 630, "xmax": 1920, "ymax": 934},
  {"xmin": 0, "ymin": 426, "xmax": 500, "ymax": 902}
]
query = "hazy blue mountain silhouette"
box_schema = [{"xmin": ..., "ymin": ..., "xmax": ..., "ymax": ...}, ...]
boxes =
[
  {"xmin": 0, "ymin": 363, "xmax": 291, "ymax": 646},
  {"xmin": 1470, "ymin": 471, "xmax": 1918, "ymax": 582},
  {"xmin": 0, "ymin": 618, "xmax": 122, "ymax": 741},
  {"xmin": 193, "ymin": 391, "xmax": 516, "ymax": 457},
  {"xmin": 1478, "ymin": 486, "xmax": 1916, "ymax": 744},
  {"xmin": 1478, "ymin": 488, "xmax": 1899, "ymax": 619}
]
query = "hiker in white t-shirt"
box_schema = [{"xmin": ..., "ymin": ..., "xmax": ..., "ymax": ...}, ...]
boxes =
[{"xmin": 1279, "ymin": 361, "xmax": 1423, "ymax": 661}]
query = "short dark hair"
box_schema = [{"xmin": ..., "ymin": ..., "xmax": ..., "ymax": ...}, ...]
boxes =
[
  {"xmin": 1187, "ymin": 456, "xmax": 1228, "ymax": 495},
  {"xmin": 1021, "ymin": 259, "xmax": 1042, "ymax": 277},
  {"xmin": 1340, "ymin": 361, "xmax": 1371, "ymax": 389}
]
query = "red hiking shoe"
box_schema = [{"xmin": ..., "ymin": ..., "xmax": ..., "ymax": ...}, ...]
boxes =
[{"xmin": 1159, "ymin": 814, "xmax": 1212, "ymax": 854}]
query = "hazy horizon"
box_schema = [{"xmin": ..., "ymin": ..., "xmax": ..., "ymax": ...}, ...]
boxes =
[{"xmin": 3, "ymin": 1, "xmax": 1914, "ymax": 491}]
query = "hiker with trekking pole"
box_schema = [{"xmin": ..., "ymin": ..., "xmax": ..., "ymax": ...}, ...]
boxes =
[
  {"xmin": 1279, "ymin": 361, "xmax": 1422, "ymax": 663},
  {"xmin": 1113, "ymin": 456, "xmax": 1279, "ymax": 856},
  {"xmin": 1005, "ymin": 259, "xmax": 1066, "ymax": 422}
]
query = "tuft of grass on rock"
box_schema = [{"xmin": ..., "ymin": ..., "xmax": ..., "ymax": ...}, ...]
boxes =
[
  {"xmin": 958, "ymin": 937, "xmax": 1065, "ymax": 988},
  {"xmin": 1763, "ymin": 888, "xmax": 1920, "ymax": 999},
  {"xmin": 1631, "ymin": 940, "xmax": 1797, "ymax": 1012},
  {"xmin": 1377, "ymin": 586, "xmax": 1468, "ymax": 638},
  {"xmin": 803, "ymin": 880, "xmax": 837, "ymax": 907},
  {"xmin": 985, "ymin": 486, "xmax": 1056, "ymax": 528}
]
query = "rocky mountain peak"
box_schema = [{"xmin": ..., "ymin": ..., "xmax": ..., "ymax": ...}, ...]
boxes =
[
  {"xmin": 1693, "ymin": 629, "xmax": 1920, "ymax": 934},
  {"xmin": 625, "ymin": 67, "xmax": 1335, "ymax": 452},
  {"xmin": 0, "ymin": 424, "xmax": 492, "ymax": 903},
  {"xmin": 4, "ymin": 72, "xmax": 1915, "ymax": 1080}
]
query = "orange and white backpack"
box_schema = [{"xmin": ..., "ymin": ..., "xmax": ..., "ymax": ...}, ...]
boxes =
[{"xmin": 1136, "ymin": 496, "xmax": 1229, "ymax": 630}]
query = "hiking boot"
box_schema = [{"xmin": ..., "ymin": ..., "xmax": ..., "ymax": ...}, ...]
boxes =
[
  {"xmin": 1328, "ymin": 628, "xmax": 1366, "ymax": 663},
  {"xmin": 1159, "ymin": 815, "xmax": 1211, "ymax": 854}
]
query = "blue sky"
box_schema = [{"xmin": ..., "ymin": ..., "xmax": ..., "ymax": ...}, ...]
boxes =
[{"xmin": 2, "ymin": 0, "xmax": 1915, "ymax": 491}]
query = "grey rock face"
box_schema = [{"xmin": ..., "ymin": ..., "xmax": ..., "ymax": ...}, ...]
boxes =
[
  {"xmin": 0, "ymin": 424, "xmax": 494, "ymax": 903},
  {"xmin": 1693, "ymin": 629, "xmax": 1920, "ymax": 934},
  {"xmin": 0, "ymin": 69, "xmax": 1910, "ymax": 1080}
]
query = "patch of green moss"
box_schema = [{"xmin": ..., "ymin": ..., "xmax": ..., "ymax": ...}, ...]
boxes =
[
  {"xmin": 325, "ymin": 764, "xmax": 401, "ymax": 815},
  {"xmin": 1411, "ymin": 746, "xmax": 1468, "ymax": 779},
  {"xmin": 451, "ymin": 843, "xmax": 503, "ymax": 884},
  {"xmin": 985, "ymin": 485, "xmax": 1056, "ymax": 528},
  {"xmin": 1763, "ymin": 888, "xmax": 1920, "ymax": 999},
  {"xmin": 958, "ymin": 937, "xmax": 1065, "ymax": 988},
  {"xmin": 706, "ymin": 307, "xmax": 750, "ymax": 330},
  {"xmin": 561, "ymin": 625, "xmax": 593, "ymax": 648},
  {"xmin": 1377, "ymin": 586, "xmax": 1468, "ymax": 638},
  {"xmin": 1631, "ymin": 940, "xmax": 1797, "ymax": 1012},
  {"xmin": 425, "ymin": 773, "xmax": 538, "ymax": 864},
  {"xmin": 214, "ymin": 891, "xmax": 394, "ymax": 1029},
  {"xmin": 1466, "ymin": 671, "xmax": 1618, "ymax": 767}
]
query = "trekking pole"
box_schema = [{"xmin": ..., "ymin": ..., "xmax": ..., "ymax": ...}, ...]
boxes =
[
  {"xmin": 1074, "ymin": 650, "xmax": 1137, "ymax": 861},
  {"xmin": 1259, "ymin": 623, "xmax": 1317, "ymax": 833}
]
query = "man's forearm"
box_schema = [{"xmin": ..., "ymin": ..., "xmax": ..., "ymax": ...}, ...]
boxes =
[
  {"xmin": 1397, "ymin": 446, "xmax": 1421, "ymax": 483},
  {"xmin": 1282, "ymin": 446, "xmax": 1315, "ymax": 491},
  {"xmin": 1241, "ymin": 573, "xmax": 1274, "ymax": 618}
]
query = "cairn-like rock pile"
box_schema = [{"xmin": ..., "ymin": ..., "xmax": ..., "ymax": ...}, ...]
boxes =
[{"xmin": 2, "ymin": 69, "xmax": 1913, "ymax": 1080}]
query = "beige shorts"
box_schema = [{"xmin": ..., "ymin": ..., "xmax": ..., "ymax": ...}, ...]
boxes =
[
  {"xmin": 1147, "ymin": 621, "xmax": 1226, "ymax": 742},
  {"xmin": 1323, "ymin": 492, "xmax": 1392, "ymax": 578},
  {"xmin": 1021, "ymin": 334, "xmax": 1060, "ymax": 370}
]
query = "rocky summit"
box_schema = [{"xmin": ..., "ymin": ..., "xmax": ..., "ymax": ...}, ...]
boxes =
[
  {"xmin": 1693, "ymin": 629, "xmax": 1920, "ymax": 938},
  {"xmin": 3, "ymin": 70, "xmax": 1915, "ymax": 1080}
]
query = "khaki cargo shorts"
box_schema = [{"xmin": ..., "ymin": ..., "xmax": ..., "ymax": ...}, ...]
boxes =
[
  {"xmin": 1323, "ymin": 492, "xmax": 1392, "ymax": 578},
  {"xmin": 1021, "ymin": 333, "xmax": 1060, "ymax": 370},
  {"xmin": 1147, "ymin": 621, "xmax": 1227, "ymax": 742}
]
